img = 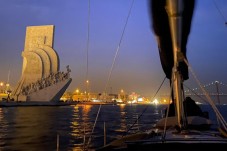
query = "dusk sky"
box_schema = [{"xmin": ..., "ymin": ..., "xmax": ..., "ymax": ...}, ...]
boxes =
[{"xmin": 0, "ymin": 0, "xmax": 227, "ymax": 98}]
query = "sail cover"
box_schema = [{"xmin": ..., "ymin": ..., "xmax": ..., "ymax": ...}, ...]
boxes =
[{"xmin": 149, "ymin": 0, "xmax": 195, "ymax": 80}]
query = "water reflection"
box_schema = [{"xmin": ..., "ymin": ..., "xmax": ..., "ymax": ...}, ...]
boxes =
[
  {"xmin": 69, "ymin": 105, "xmax": 94, "ymax": 150},
  {"xmin": 119, "ymin": 104, "xmax": 127, "ymax": 134},
  {"xmin": 71, "ymin": 106, "xmax": 81, "ymax": 138},
  {"xmin": 0, "ymin": 107, "xmax": 59, "ymax": 151},
  {"xmin": 0, "ymin": 107, "xmax": 8, "ymax": 147},
  {"xmin": 70, "ymin": 104, "xmax": 107, "ymax": 150},
  {"xmin": 0, "ymin": 104, "xmax": 207, "ymax": 150}
]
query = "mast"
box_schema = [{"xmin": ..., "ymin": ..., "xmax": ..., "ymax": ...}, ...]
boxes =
[{"xmin": 166, "ymin": 0, "xmax": 187, "ymax": 130}]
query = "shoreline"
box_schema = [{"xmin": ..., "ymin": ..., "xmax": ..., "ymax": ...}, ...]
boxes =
[
  {"xmin": 0, "ymin": 101, "xmax": 77, "ymax": 107},
  {"xmin": 0, "ymin": 101, "xmax": 118, "ymax": 107}
]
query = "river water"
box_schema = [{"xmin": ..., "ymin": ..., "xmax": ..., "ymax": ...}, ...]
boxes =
[{"xmin": 0, "ymin": 104, "xmax": 227, "ymax": 151}]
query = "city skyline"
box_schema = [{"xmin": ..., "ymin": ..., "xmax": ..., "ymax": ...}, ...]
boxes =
[{"xmin": 0, "ymin": 0, "xmax": 227, "ymax": 98}]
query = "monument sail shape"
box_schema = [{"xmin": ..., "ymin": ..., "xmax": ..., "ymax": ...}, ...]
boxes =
[{"xmin": 12, "ymin": 25, "xmax": 72, "ymax": 102}]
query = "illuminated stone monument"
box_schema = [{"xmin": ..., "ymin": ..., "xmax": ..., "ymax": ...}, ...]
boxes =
[{"xmin": 12, "ymin": 25, "xmax": 72, "ymax": 102}]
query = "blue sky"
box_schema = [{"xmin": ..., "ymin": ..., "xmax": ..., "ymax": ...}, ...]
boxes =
[{"xmin": 0, "ymin": 0, "xmax": 227, "ymax": 98}]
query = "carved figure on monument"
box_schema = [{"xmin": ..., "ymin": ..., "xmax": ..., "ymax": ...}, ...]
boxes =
[{"xmin": 11, "ymin": 25, "xmax": 72, "ymax": 102}]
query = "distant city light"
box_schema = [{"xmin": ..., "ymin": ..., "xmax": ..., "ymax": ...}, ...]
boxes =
[
  {"xmin": 92, "ymin": 99, "xmax": 101, "ymax": 102},
  {"xmin": 152, "ymin": 99, "xmax": 159, "ymax": 105},
  {"xmin": 116, "ymin": 99, "xmax": 123, "ymax": 103},
  {"xmin": 138, "ymin": 98, "xmax": 143, "ymax": 102}
]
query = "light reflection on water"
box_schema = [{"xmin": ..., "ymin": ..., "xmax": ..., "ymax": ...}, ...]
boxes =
[{"xmin": 1, "ymin": 104, "xmax": 224, "ymax": 150}]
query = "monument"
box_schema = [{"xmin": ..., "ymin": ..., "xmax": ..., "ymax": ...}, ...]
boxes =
[{"xmin": 12, "ymin": 25, "xmax": 72, "ymax": 102}]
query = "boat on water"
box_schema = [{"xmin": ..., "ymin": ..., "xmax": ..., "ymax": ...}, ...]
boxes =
[{"xmin": 96, "ymin": 0, "xmax": 227, "ymax": 150}]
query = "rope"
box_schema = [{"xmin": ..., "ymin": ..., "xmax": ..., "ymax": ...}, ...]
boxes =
[
  {"xmin": 85, "ymin": 1, "xmax": 93, "ymax": 149},
  {"xmin": 122, "ymin": 76, "xmax": 167, "ymax": 137},
  {"xmin": 86, "ymin": 0, "xmax": 90, "ymax": 85},
  {"xmin": 86, "ymin": 1, "xmax": 135, "ymax": 149},
  {"xmin": 86, "ymin": 104, "xmax": 102, "ymax": 149},
  {"xmin": 162, "ymin": 79, "xmax": 173, "ymax": 140},
  {"xmin": 183, "ymin": 84, "xmax": 208, "ymax": 103},
  {"xmin": 104, "ymin": 0, "xmax": 135, "ymax": 93},
  {"xmin": 212, "ymin": 0, "xmax": 227, "ymax": 25},
  {"xmin": 184, "ymin": 58, "xmax": 227, "ymax": 132}
]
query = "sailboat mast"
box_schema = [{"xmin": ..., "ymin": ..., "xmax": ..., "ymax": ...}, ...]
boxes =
[{"xmin": 166, "ymin": 0, "xmax": 187, "ymax": 129}]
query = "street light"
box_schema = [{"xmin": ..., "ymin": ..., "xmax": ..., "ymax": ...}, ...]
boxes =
[
  {"xmin": 0, "ymin": 82, "xmax": 4, "ymax": 93},
  {"xmin": 6, "ymin": 83, "xmax": 10, "ymax": 91},
  {"xmin": 75, "ymin": 88, "xmax": 80, "ymax": 101},
  {"xmin": 76, "ymin": 88, "xmax": 79, "ymax": 94},
  {"xmin": 120, "ymin": 89, "xmax": 125, "ymax": 102},
  {"xmin": 86, "ymin": 80, "xmax": 89, "ymax": 101}
]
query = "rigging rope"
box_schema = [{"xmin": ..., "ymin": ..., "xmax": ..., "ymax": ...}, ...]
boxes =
[
  {"xmin": 84, "ymin": 1, "xmax": 91, "ymax": 150},
  {"xmin": 212, "ymin": 0, "xmax": 227, "ymax": 25},
  {"xmin": 122, "ymin": 76, "xmax": 167, "ymax": 137},
  {"xmin": 162, "ymin": 79, "xmax": 173, "ymax": 140},
  {"xmin": 86, "ymin": 104, "xmax": 102, "ymax": 149},
  {"xmin": 162, "ymin": 58, "xmax": 227, "ymax": 139},
  {"xmin": 86, "ymin": 0, "xmax": 135, "ymax": 148},
  {"xmin": 184, "ymin": 58, "xmax": 227, "ymax": 132},
  {"xmin": 86, "ymin": 0, "xmax": 90, "ymax": 85},
  {"xmin": 104, "ymin": 0, "xmax": 135, "ymax": 93},
  {"xmin": 183, "ymin": 84, "xmax": 208, "ymax": 103}
]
